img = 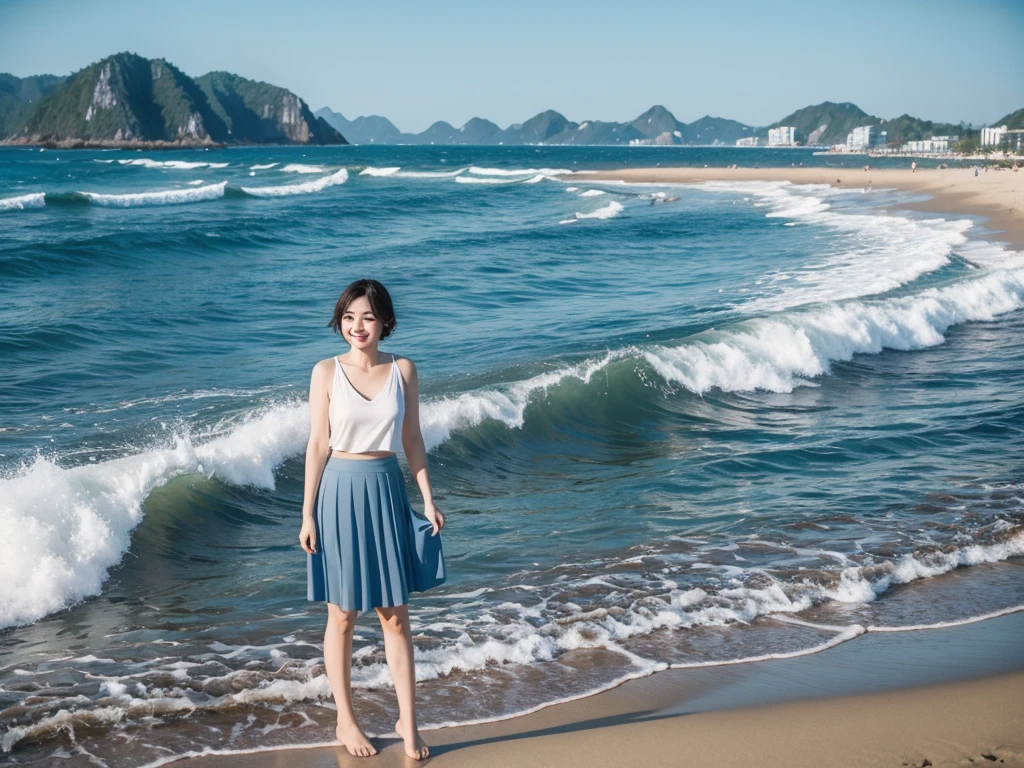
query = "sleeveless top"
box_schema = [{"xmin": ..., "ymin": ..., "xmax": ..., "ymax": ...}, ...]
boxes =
[{"xmin": 328, "ymin": 353, "xmax": 406, "ymax": 453}]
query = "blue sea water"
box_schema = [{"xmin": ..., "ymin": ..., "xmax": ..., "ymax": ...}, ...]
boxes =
[{"xmin": 1, "ymin": 145, "xmax": 1022, "ymax": 767}]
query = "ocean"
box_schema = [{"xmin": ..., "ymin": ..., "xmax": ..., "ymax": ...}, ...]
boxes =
[{"xmin": 1, "ymin": 145, "xmax": 1022, "ymax": 767}]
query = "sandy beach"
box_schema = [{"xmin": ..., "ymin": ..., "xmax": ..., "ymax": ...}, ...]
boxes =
[{"xmin": 567, "ymin": 165, "xmax": 1024, "ymax": 251}]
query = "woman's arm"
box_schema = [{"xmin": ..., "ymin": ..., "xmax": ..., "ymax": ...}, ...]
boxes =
[
  {"xmin": 299, "ymin": 360, "xmax": 332, "ymax": 554},
  {"xmin": 400, "ymin": 358, "xmax": 445, "ymax": 534}
]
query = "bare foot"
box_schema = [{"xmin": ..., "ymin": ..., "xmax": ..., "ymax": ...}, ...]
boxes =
[
  {"xmin": 336, "ymin": 721, "xmax": 378, "ymax": 757},
  {"xmin": 395, "ymin": 717, "xmax": 429, "ymax": 760}
]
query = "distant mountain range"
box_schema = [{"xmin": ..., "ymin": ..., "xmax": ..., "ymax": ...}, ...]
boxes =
[
  {"xmin": 318, "ymin": 101, "xmax": 1020, "ymax": 147},
  {"xmin": 315, "ymin": 104, "xmax": 756, "ymax": 146},
  {"xmin": 1, "ymin": 52, "xmax": 1020, "ymax": 149},
  {"xmin": 0, "ymin": 52, "xmax": 345, "ymax": 148}
]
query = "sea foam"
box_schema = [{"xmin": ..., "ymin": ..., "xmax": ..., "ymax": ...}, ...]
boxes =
[
  {"xmin": 240, "ymin": 169, "xmax": 349, "ymax": 197},
  {"xmin": 643, "ymin": 266, "xmax": 1024, "ymax": 395},
  {"xmin": 0, "ymin": 192, "xmax": 46, "ymax": 211},
  {"xmin": 81, "ymin": 182, "xmax": 228, "ymax": 207},
  {"xmin": 278, "ymin": 163, "xmax": 327, "ymax": 174},
  {"xmin": 0, "ymin": 402, "xmax": 309, "ymax": 629},
  {"xmin": 559, "ymin": 200, "xmax": 624, "ymax": 224}
]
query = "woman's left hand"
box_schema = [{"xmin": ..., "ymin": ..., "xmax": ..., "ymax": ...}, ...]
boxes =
[{"xmin": 423, "ymin": 502, "xmax": 445, "ymax": 535}]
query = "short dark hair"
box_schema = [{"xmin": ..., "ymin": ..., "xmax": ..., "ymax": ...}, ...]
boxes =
[{"xmin": 328, "ymin": 279, "xmax": 398, "ymax": 341}]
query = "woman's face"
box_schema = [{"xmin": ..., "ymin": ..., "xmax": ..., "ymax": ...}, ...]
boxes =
[{"xmin": 341, "ymin": 295, "xmax": 381, "ymax": 350}]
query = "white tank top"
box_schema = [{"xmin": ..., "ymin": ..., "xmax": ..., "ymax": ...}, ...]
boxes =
[{"xmin": 328, "ymin": 353, "xmax": 406, "ymax": 453}]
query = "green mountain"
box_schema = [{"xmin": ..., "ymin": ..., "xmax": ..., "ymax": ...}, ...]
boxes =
[
  {"xmin": 683, "ymin": 115, "xmax": 754, "ymax": 145},
  {"xmin": 195, "ymin": 71, "xmax": 342, "ymax": 144},
  {"xmin": 629, "ymin": 105, "xmax": 682, "ymax": 139},
  {"xmin": 993, "ymin": 107, "xmax": 1024, "ymax": 129},
  {"xmin": 2, "ymin": 52, "xmax": 346, "ymax": 146},
  {"xmin": 769, "ymin": 101, "xmax": 881, "ymax": 145},
  {"xmin": 879, "ymin": 114, "xmax": 968, "ymax": 145},
  {"xmin": 0, "ymin": 72, "xmax": 66, "ymax": 135},
  {"xmin": 560, "ymin": 119, "xmax": 645, "ymax": 144}
]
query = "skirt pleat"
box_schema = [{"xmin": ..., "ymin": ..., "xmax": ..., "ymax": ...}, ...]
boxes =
[{"xmin": 307, "ymin": 454, "xmax": 445, "ymax": 611}]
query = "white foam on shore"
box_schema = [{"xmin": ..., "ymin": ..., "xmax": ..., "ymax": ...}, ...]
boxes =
[
  {"xmin": 80, "ymin": 182, "xmax": 227, "ymax": 207},
  {"xmin": 240, "ymin": 169, "xmax": 349, "ymax": 197},
  {"xmin": 358, "ymin": 166, "xmax": 401, "ymax": 176},
  {"xmin": 820, "ymin": 530, "xmax": 1024, "ymax": 604},
  {"xmin": 0, "ymin": 192, "xmax": 46, "ymax": 211},
  {"xmin": 559, "ymin": 200, "xmax": 624, "ymax": 224},
  {"xmin": 278, "ymin": 163, "xmax": 327, "ymax": 174}
]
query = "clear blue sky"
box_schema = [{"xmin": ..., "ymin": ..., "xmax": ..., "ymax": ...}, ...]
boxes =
[{"xmin": 1, "ymin": 0, "xmax": 1021, "ymax": 132}]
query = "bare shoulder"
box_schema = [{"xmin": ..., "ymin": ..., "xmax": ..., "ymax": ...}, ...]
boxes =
[
  {"xmin": 392, "ymin": 353, "xmax": 417, "ymax": 383},
  {"xmin": 314, "ymin": 355, "xmax": 337, "ymax": 375},
  {"xmin": 310, "ymin": 356, "xmax": 337, "ymax": 388}
]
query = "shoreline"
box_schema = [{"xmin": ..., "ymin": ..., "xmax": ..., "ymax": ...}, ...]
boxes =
[
  {"xmin": 174, "ymin": 607, "xmax": 1024, "ymax": 768},
  {"xmin": 560, "ymin": 166, "xmax": 1024, "ymax": 252}
]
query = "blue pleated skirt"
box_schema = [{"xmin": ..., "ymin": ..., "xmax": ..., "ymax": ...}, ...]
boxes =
[{"xmin": 307, "ymin": 454, "xmax": 446, "ymax": 611}]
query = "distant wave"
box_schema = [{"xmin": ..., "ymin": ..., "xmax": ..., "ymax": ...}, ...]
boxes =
[
  {"xmin": 91, "ymin": 158, "xmax": 231, "ymax": 170},
  {"xmin": 0, "ymin": 192, "xmax": 46, "ymax": 212},
  {"xmin": 278, "ymin": 163, "xmax": 327, "ymax": 174},
  {"xmin": 359, "ymin": 166, "xmax": 401, "ymax": 176},
  {"xmin": 240, "ymin": 168, "xmax": 349, "ymax": 197},
  {"xmin": 79, "ymin": 182, "xmax": 228, "ymax": 207},
  {"xmin": 394, "ymin": 168, "xmax": 467, "ymax": 178},
  {"xmin": 467, "ymin": 166, "xmax": 574, "ymax": 176},
  {"xmin": 578, "ymin": 189, "xmax": 606, "ymax": 197},
  {"xmin": 559, "ymin": 200, "xmax": 624, "ymax": 224},
  {"xmin": 249, "ymin": 163, "xmax": 279, "ymax": 170},
  {"xmin": 4, "ymin": 170, "xmax": 350, "ymax": 211},
  {"xmin": 455, "ymin": 175, "xmax": 522, "ymax": 185}
]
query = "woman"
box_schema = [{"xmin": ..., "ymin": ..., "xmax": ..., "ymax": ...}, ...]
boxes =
[{"xmin": 299, "ymin": 278, "xmax": 447, "ymax": 759}]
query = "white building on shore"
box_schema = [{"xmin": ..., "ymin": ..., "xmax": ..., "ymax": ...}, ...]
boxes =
[
  {"xmin": 902, "ymin": 135, "xmax": 958, "ymax": 153},
  {"xmin": 847, "ymin": 125, "xmax": 874, "ymax": 151},
  {"xmin": 981, "ymin": 125, "xmax": 1008, "ymax": 146},
  {"xmin": 735, "ymin": 136, "xmax": 760, "ymax": 147},
  {"xmin": 767, "ymin": 126, "xmax": 796, "ymax": 146}
]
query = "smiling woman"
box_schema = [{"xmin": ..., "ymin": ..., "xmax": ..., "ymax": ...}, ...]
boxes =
[{"xmin": 299, "ymin": 277, "xmax": 447, "ymax": 760}]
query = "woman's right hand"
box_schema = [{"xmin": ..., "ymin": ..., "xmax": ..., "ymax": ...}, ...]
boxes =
[{"xmin": 299, "ymin": 516, "xmax": 317, "ymax": 555}]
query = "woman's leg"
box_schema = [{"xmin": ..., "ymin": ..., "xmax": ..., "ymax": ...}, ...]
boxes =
[
  {"xmin": 376, "ymin": 604, "xmax": 429, "ymax": 759},
  {"xmin": 324, "ymin": 603, "xmax": 377, "ymax": 757}
]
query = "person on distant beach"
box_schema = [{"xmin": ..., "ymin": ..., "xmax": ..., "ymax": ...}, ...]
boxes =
[
  {"xmin": 299, "ymin": 278, "xmax": 447, "ymax": 760},
  {"xmin": 911, "ymin": 161, "xmax": 917, "ymax": 173}
]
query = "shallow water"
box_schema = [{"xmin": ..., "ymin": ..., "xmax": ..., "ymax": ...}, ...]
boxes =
[{"xmin": 1, "ymin": 145, "xmax": 1022, "ymax": 767}]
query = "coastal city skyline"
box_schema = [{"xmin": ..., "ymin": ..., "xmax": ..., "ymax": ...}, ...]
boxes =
[{"xmin": 1, "ymin": 0, "xmax": 1021, "ymax": 132}]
